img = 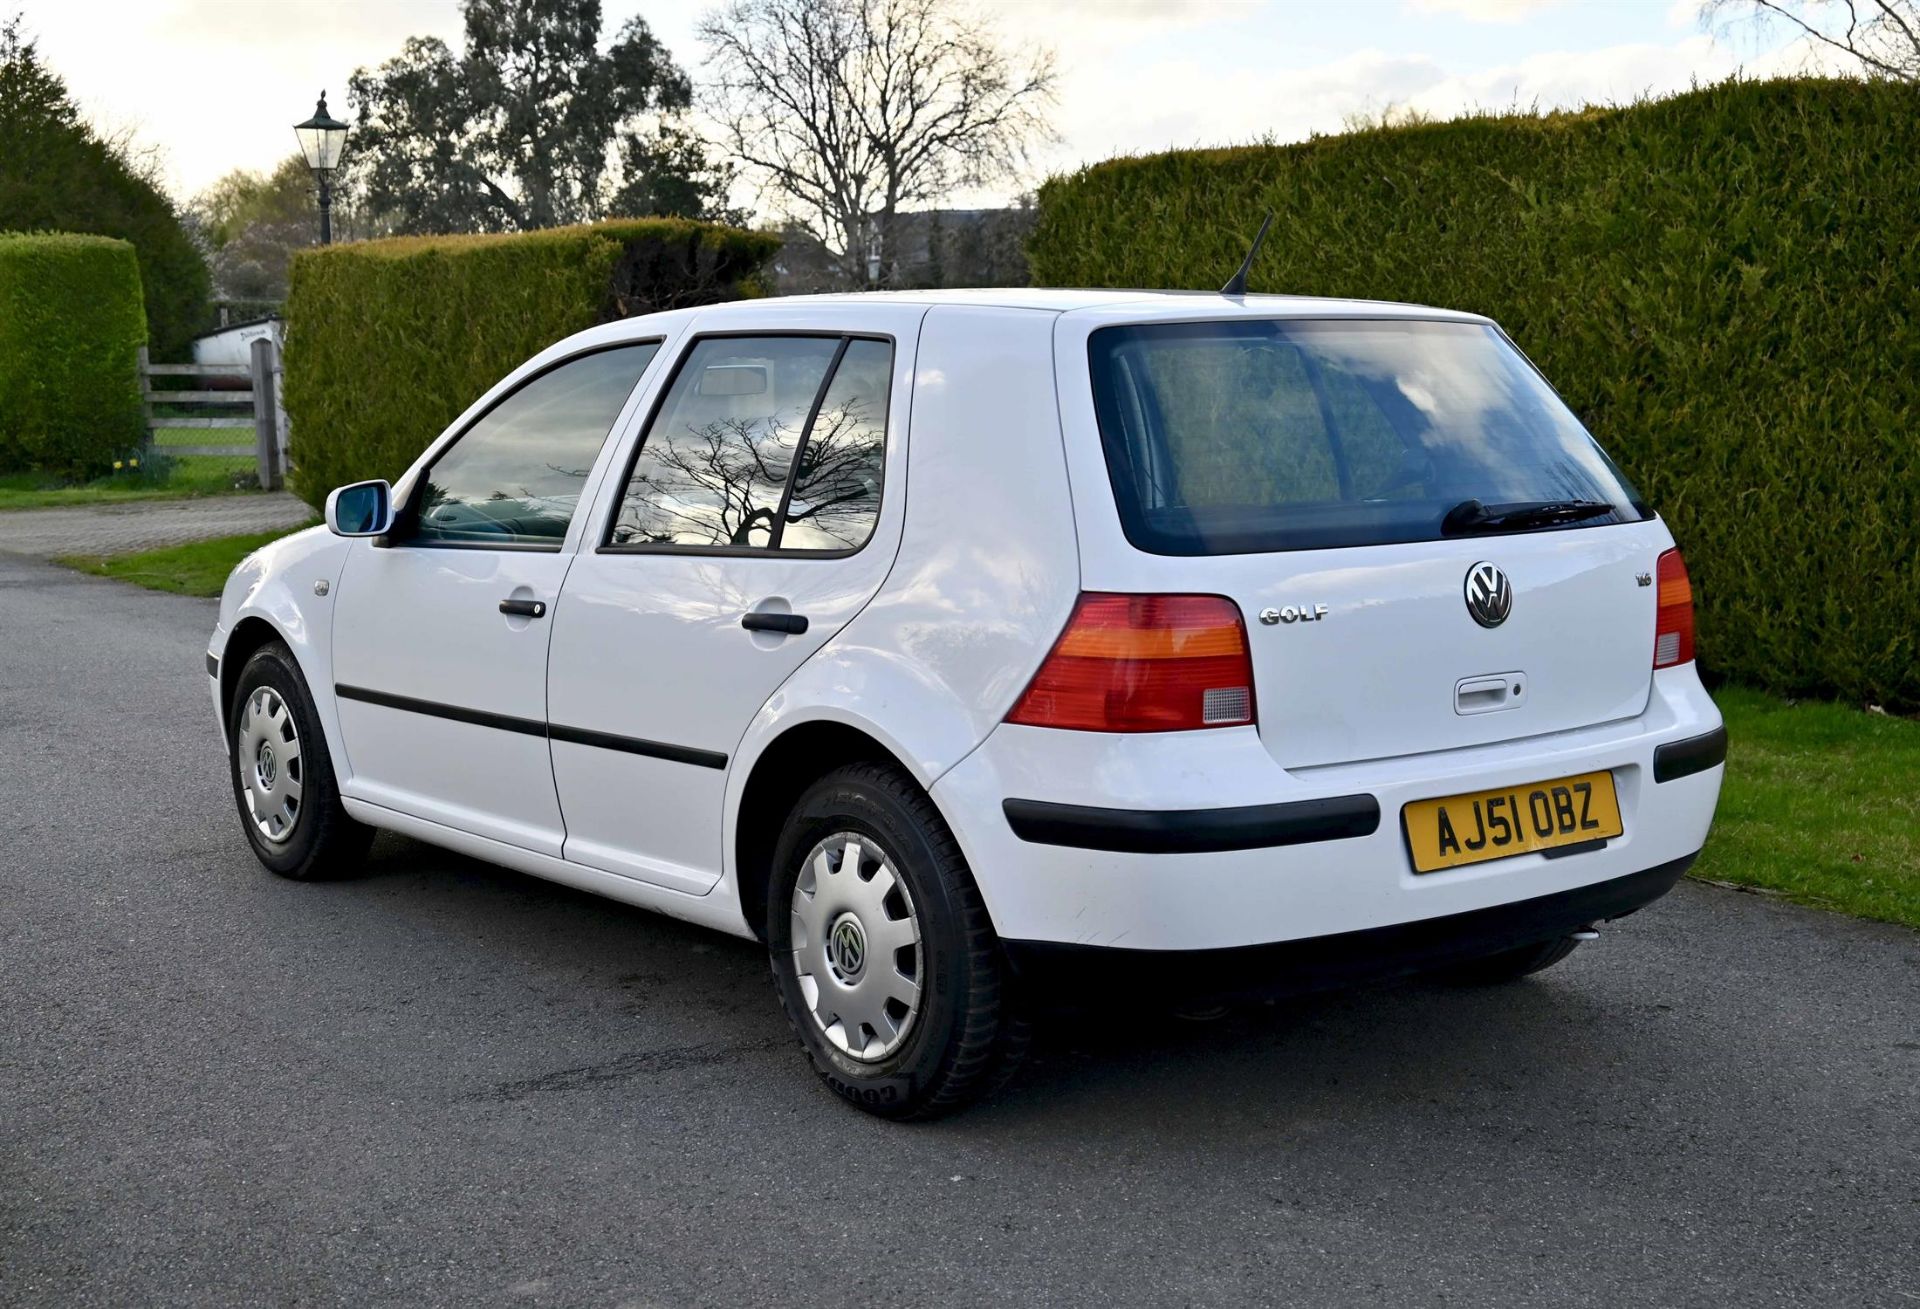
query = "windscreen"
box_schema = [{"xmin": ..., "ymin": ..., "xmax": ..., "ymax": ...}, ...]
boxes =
[{"xmin": 1088, "ymin": 319, "xmax": 1646, "ymax": 555}]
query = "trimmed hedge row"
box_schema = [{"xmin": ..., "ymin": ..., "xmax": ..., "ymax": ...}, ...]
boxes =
[
  {"xmin": 0, "ymin": 36, "xmax": 209, "ymax": 360},
  {"xmin": 0, "ymin": 232, "xmax": 146, "ymax": 477},
  {"xmin": 283, "ymin": 218, "xmax": 780, "ymax": 504},
  {"xmin": 1029, "ymin": 78, "xmax": 1920, "ymax": 712}
]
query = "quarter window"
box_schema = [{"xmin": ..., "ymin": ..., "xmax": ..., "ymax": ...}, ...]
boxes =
[
  {"xmin": 410, "ymin": 343, "xmax": 659, "ymax": 549},
  {"xmin": 607, "ymin": 335, "xmax": 892, "ymax": 552}
]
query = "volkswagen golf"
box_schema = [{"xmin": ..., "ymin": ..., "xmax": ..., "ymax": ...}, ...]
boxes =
[{"xmin": 209, "ymin": 289, "xmax": 1726, "ymax": 1118}]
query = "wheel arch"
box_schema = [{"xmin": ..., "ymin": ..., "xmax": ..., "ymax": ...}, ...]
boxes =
[
  {"xmin": 730, "ymin": 717, "xmax": 943, "ymax": 943},
  {"xmin": 217, "ymin": 597, "xmax": 351, "ymax": 781},
  {"xmin": 218, "ymin": 615, "xmax": 289, "ymax": 725}
]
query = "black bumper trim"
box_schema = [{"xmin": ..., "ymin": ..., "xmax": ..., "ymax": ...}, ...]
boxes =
[
  {"xmin": 1002, "ymin": 852, "xmax": 1696, "ymax": 1006},
  {"xmin": 205, "ymin": 652, "xmax": 219, "ymax": 678},
  {"xmin": 1002, "ymin": 793, "xmax": 1380, "ymax": 854},
  {"xmin": 1652, "ymin": 725, "xmax": 1727, "ymax": 784}
]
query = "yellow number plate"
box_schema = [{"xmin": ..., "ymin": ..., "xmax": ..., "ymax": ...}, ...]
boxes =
[{"xmin": 1402, "ymin": 770, "xmax": 1622, "ymax": 873}]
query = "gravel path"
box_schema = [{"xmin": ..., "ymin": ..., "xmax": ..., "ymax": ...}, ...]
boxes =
[
  {"xmin": 2, "ymin": 552, "xmax": 1915, "ymax": 1307},
  {"xmin": 0, "ymin": 493, "xmax": 314, "ymax": 557}
]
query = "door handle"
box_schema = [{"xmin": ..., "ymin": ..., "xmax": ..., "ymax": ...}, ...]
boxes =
[
  {"xmin": 499, "ymin": 598, "xmax": 547, "ymax": 618},
  {"xmin": 741, "ymin": 611, "xmax": 808, "ymax": 635}
]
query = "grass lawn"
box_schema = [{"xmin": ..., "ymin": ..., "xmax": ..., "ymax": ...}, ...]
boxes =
[
  {"xmin": 58, "ymin": 525, "xmax": 313, "ymax": 597},
  {"xmin": 41, "ymin": 528, "xmax": 1920, "ymax": 935},
  {"xmin": 1699, "ymin": 687, "xmax": 1918, "ymax": 931},
  {"xmin": 0, "ymin": 431, "xmax": 260, "ymax": 510}
]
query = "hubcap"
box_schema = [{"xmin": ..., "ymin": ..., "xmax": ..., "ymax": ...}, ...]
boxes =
[
  {"xmin": 827, "ymin": 913, "xmax": 868, "ymax": 983},
  {"xmin": 788, "ymin": 832, "xmax": 922, "ymax": 1062},
  {"xmin": 236, "ymin": 686, "xmax": 303, "ymax": 844}
]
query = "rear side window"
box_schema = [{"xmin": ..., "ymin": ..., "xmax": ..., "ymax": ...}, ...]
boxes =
[
  {"xmin": 607, "ymin": 334, "xmax": 892, "ymax": 553},
  {"xmin": 1088, "ymin": 319, "xmax": 1645, "ymax": 555},
  {"xmin": 411, "ymin": 343, "xmax": 659, "ymax": 549}
]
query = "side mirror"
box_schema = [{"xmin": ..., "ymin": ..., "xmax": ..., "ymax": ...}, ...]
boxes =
[{"xmin": 325, "ymin": 480, "xmax": 394, "ymax": 538}]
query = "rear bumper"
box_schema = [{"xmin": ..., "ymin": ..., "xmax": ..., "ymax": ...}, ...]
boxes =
[
  {"xmin": 1003, "ymin": 851, "xmax": 1693, "ymax": 1006},
  {"xmin": 932, "ymin": 663, "xmax": 1724, "ymax": 951}
]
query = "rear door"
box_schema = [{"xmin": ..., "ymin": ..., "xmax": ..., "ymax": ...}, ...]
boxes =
[
  {"xmin": 331, "ymin": 342, "xmax": 660, "ymax": 853},
  {"xmin": 1054, "ymin": 307, "xmax": 1662, "ymax": 770},
  {"xmin": 545, "ymin": 305, "xmax": 920, "ymax": 893}
]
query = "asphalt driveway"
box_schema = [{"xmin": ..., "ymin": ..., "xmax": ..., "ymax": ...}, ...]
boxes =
[
  {"xmin": 2, "ymin": 553, "xmax": 1915, "ymax": 1307},
  {"xmin": 0, "ymin": 492, "xmax": 313, "ymax": 557}
]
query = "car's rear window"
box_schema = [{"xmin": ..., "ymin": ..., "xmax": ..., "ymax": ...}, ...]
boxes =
[{"xmin": 1087, "ymin": 318, "xmax": 1646, "ymax": 555}]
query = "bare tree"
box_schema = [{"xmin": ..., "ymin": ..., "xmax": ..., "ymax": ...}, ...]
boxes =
[
  {"xmin": 698, "ymin": 0, "xmax": 1056, "ymax": 288},
  {"xmin": 611, "ymin": 401, "xmax": 885, "ymax": 548},
  {"xmin": 1704, "ymin": 0, "xmax": 1920, "ymax": 80}
]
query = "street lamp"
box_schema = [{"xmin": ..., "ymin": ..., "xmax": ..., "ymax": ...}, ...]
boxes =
[{"xmin": 293, "ymin": 92, "xmax": 350, "ymax": 245}]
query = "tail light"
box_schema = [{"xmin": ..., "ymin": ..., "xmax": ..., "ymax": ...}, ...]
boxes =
[
  {"xmin": 1006, "ymin": 593, "xmax": 1255, "ymax": 732},
  {"xmin": 1654, "ymin": 548, "xmax": 1695, "ymax": 668}
]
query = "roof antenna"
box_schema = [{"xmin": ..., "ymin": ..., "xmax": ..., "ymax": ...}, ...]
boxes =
[{"xmin": 1220, "ymin": 211, "xmax": 1274, "ymax": 297}]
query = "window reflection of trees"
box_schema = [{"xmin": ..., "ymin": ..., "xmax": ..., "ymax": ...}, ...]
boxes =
[
  {"xmin": 781, "ymin": 395, "xmax": 885, "ymax": 548},
  {"xmin": 613, "ymin": 389, "xmax": 884, "ymax": 550}
]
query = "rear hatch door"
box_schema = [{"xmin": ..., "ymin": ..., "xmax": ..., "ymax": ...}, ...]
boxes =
[{"xmin": 1053, "ymin": 304, "xmax": 1664, "ymax": 769}]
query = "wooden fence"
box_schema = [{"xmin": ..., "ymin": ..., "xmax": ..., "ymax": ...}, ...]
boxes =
[{"xmin": 138, "ymin": 337, "xmax": 289, "ymax": 491}]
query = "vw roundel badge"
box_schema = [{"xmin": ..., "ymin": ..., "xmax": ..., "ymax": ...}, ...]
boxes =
[{"xmin": 1464, "ymin": 561, "xmax": 1513, "ymax": 628}]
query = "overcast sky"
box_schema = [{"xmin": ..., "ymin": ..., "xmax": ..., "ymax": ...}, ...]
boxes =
[{"xmin": 17, "ymin": 0, "xmax": 1826, "ymax": 212}]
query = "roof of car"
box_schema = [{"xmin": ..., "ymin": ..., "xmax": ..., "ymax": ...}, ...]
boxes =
[
  {"xmin": 540, "ymin": 287, "xmax": 1492, "ymax": 365},
  {"xmin": 716, "ymin": 287, "xmax": 1489, "ymax": 319}
]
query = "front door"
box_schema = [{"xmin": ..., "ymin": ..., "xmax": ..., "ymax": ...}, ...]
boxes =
[
  {"xmin": 546, "ymin": 322, "xmax": 912, "ymax": 892},
  {"xmin": 331, "ymin": 343, "xmax": 661, "ymax": 856}
]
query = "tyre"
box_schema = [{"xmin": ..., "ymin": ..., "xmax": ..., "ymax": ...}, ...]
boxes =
[
  {"xmin": 226, "ymin": 642, "xmax": 372, "ymax": 880},
  {"xmin": 766, "ymin": 763, "xmax": 1028, "ymax": 1119},
  {"xmin": 1440, "ymin": 935, "xmax": 1581, "ymax": 985}
]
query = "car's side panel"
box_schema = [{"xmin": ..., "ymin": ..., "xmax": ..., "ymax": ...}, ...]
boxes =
[
  {"xmin": 331, "ymin": 546, "xmax": 575, "ymax": 854},
  {"xmin": 547, "ymin": 304, "xmax": 925, "ymax": 893},
  {"xmin": 323, "ymin": 332, "xmax": 682, "ymax": 856},
  {"xmin": 721, "ymin": 305, "xmax": 1084, "ymax": 897},
  {"xmin": 340, "ymin": 796, "xmax": 756, "ymax": 939}
]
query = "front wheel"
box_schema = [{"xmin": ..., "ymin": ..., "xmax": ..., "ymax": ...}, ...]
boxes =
[
  {"xmin": 227, "ymin": 642, "xmax": 371, "ymax": 880},
  {"xmin": 766, "ymin": 763, "xmax": 1027, "ymax": 1119}
]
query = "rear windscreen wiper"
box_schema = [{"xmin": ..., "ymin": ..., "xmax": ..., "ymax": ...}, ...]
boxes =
[{"xmin": 1441, "ymin": 498, "xmax": 1617, "ymax": 536}]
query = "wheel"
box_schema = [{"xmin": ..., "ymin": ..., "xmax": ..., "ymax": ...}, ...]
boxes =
[
  {"xmin": 766, "ymin": 763, "xmax": 1028, "ymax": 1119},
  {"xmin": 226, "ymin": 642, "xmax": 372, "ymax": 880},
  {"xmin": 1440, "ymin": 935, "xmax": 1581, "ymax": 985}
]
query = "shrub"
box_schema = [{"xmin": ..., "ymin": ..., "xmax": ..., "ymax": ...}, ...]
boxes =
[
  {"xmin": 0, "ymin": 232, "xmax": 147, "ymax": 477},
  {"xmin": 1030, "ymin": 78, "xmax": 1920, "ymax": 712},
  {"xmin": 283, "ymin": 217, "xmax": 780, "ymax": 504},
  {"xmin": 0, "ymin": 21, "xmax": 209, "ymax": 359}
]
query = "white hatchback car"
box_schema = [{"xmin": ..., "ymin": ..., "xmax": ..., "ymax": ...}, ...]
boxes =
[{"xmin": 210, "ymin": 289, "xmax": 1725, "ymax": 1117}]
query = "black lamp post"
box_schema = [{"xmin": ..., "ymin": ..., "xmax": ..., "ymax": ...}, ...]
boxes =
[{"xmin": 293, "ymin": 92, "xmax": 350, "ymax": 245}]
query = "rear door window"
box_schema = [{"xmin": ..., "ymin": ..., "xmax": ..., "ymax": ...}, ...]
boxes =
[
  {"xmin": 606, "ymin": 334, "xmax": 892, "ymax": 553},
  {"xmin": 1088, "ymin": 319, "xmax": 1645, "ymax": 555}
]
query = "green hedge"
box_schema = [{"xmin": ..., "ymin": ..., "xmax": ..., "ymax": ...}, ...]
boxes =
[
  {"xmin": 1031, "ymin": 78, "xmax": 1920, "ymax": 712},
  {"xmin": 283, "ymin": 218, "xmax": 780, "ymax": 505},
  {"xmin": 0, "ymin": 232, "xmax": 146, "ymax": 477},
  {"xmin": 0, "ymin": 29, "xmax": 209, "ymax": 360}
]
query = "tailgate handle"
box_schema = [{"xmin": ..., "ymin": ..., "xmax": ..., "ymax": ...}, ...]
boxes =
[{"xmin": 1455, "ymin": 673, "xmax": 1525, "ymax": 716}]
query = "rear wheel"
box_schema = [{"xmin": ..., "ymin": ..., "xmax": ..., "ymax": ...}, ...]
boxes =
[
  {"xmin": 766, "ymin": 763, "xmax": 1027, "ymax": 1119},
  {"xmin": 227, "ymin": 642, "xmax": 371, "ymax": 880},
  {"xmin": 1441, "ymin": 936, "xmax": 1581, "ymax": 984}
]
